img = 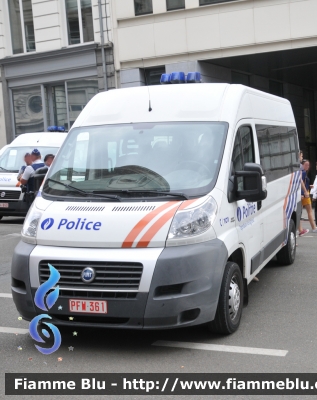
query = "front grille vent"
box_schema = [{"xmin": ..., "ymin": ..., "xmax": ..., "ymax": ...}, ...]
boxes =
[
  {"xmin": 59, "ymin": 290, "xmax": 137, "ymax": 299},
  {"xmin": 39, "ymin": 260, "xmax": 143, "ymax": 290},
  {"xmin": 112, "ymin": 206, "xmax": 156, "ymax": 212},
  {"xmin": 66, "ymin": 206, "xmax": 105, "ymax": 212},
  {"xmin": 0, "ymin": 190, "xmax": 21, "ymax": 201}
]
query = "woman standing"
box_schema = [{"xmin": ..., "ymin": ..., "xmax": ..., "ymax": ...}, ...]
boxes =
[{"xmin": 301, "ymin": 160, "xmax": 317, "ymax": 233}]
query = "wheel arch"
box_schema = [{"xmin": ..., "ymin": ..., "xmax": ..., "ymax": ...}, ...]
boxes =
[{"xmin": 228, "ymin": 247, "xmax": 248, "ymax": 307}]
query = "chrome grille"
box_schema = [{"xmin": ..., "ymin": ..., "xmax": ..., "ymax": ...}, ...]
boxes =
[
  {"xmin": 0, "ymin": 190, "xmax": 21, "ymax": 201},
  {"xmin": 39, "ymin": 260, "xmax": 143, "ymax": 290}
]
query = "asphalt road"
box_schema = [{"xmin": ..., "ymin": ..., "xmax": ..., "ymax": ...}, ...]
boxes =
[{"xmin": 0, "ymin": 215, "xmax": 317, "ymax": 400}]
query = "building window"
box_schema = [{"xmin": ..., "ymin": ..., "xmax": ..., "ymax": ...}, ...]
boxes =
[
  {"xmin": 144, "ymin": 67, "xmax": 166, "ymax": 86},
  {"xmin": 12, "ymin": 79, "xmax": 99, "ymax": 135},
  {"xmin": 199, "ymin": 0, "xmax": 237, "ymax": 5},
  {"xmin": 269, "ymin": 80, "xmax": 284, "ymax": 97},
  {"xmin": 167, "ymin": 0, "xmax": 185, "ymax": 11},
  {"xmin": 134, "ymin": 0, "xmax": 153, "ymax": 16},
  {"xmin": 232, "ymin": 71, "xmax": 250, "ymax": 87},
  {"xmin": 65, "ymin": 0, "xmax": 94, "ymax": 45},
  {"xmin": 8, "ymin": 0, "xmax": 35, "ymax": 54},
  {"xmin": 12, "ymin": 86, "xmax": 44, "ymax": 135}
]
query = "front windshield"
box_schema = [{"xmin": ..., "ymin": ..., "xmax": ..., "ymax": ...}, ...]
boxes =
[
  {"xmin": 0, "ymin": 146, "xmax": 59, "ymax": 173},
  {"xmin": 44, "ymin": 122, "xmax": 228, "ymax": 199}
]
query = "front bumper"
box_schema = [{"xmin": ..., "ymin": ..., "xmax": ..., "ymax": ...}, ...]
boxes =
[
  {"xmin": 0, "ymin": 200, "xmax": 29, "ymax": 217},
  {"xmin": 11, "ymin": 240, "xmax": 228, "ymax": 329}
]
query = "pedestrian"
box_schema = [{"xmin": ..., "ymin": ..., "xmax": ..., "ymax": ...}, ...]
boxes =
[
  {"xmin": 17, "ymin": 153, "xmax": 32, "ymax": 182},
  {"xmin": 20, "ymin": 149, "xmax": 45, "ymax": 192},
  {"xmin": 300, "ymin": 160, "xmax": 317, "ymax": 233},
  {"xmin": 311, "ymin": 162, "xmax": 317, "ymax": 223},
  {"xmin": 44, "ymin": 154, "xmax": 55, "ymax": 168},
  {"xmin": 298, "ymin": 150, "xmax": 310, "ymax": 235}
]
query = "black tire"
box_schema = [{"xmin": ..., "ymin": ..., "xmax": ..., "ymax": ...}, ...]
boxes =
[
  {"xmin": 0, "ymin": 216, "xmax": 2, "ymax": 221},
  {"xmin": 276, "ymin": 219, "xmax": 296, "ymax": 266},
  {"xmin": 208, "ymin": 262, "xmax": 244, "ymax": 335}
]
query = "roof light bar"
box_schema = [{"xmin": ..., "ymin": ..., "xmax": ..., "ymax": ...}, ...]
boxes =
[
  {"xmin": 48, "ymin": 126, "xmax": 66, "ymax": 132},
  {"xmin": 160, "ymin": 71, "xmax": 201, "ymax": 85}
]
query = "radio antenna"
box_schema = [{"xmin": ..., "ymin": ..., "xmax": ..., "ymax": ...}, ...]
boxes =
[{"xmin": 142, "ymin": 58, "xmax": 152, "ymax": 112}]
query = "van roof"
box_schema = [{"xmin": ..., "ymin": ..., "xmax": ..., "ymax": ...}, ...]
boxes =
[
  {"xmin": 9, "ymin": 132, "xmax": 67, "ymax": 147},
  {"xmin": 73, "ymin": 84, "xmax": 295, "ymax": 128}
]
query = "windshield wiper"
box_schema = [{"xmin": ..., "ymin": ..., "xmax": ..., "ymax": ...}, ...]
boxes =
[
  {"xmin": 46, "ymin": 178, "xmax": 122, "ymax": 201},
  {"xmin": 120, "ymin": 190, "xmax": 189, "ymax": 200},
  {"xmin": 0, "ymin": 166, "xmax": 12, "ymax": 172}
]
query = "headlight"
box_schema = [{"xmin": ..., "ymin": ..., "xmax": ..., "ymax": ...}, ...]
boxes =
[
  {"xmin": 168, "ymin": 197, "xmax": 217, "ymax": 239},
  {"xmin": 21, "ymin": 205, "xmax": 43, "ymax": 244}
]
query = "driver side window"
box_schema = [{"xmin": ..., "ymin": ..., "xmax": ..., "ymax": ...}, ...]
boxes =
[{"xmin": 231, "ymin": 126, "xmax": 255, "ymax": 190}]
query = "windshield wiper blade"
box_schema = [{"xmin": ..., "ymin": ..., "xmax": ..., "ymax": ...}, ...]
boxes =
[
  {"xmin": 46, "ymin": 178, "xmax": 121, "ymax": 201},
  {"xmin": 122, "ymin": 190, "xmax": 189, "ymax": 200},
  {"xmin": 0, "ymin": 166, "xmax": 11, "ymax": 172}
]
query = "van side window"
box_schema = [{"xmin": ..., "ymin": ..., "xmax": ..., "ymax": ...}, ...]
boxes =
[
  {"xmin": 231, "ymin": 132, "xmax": 243, "ymax": 190},
  {"xmin": 240, "ymin": 126, "xmax": 255, "ymax": 164},
  {"xmin": 256, "ymin": 125, "xmax": 299, "ymax": 182}
]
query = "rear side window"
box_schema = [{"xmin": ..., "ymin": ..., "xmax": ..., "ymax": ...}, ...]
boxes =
[{"xmin": 256, "ymin": 125, "xmax": 299, "ymax": 182}]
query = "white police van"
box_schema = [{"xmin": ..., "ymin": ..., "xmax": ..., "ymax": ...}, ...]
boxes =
[
  {"xmin": 0, "ymin": 130, "xmax": 67, "ymax": 219},
  {"xmin": 12, "ymin": 74, "xmax": 301, "ymax": 334}
]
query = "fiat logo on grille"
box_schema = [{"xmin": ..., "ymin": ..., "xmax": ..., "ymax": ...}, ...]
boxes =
[
  {"xmin": 0, "ymin": 192, "xmax": 5, "ymax": 198},
  {"xmin": 81, "ymin": 267, "xmax": 95, "ymax": 284}
]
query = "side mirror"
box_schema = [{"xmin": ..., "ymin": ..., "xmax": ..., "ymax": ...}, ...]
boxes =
[
  {"xmin": 33, "ymin": 166, "xmax": 49, "ymax": 192},
  {"xmin": 235, "ymin": 163, "xmax": 267, "ymax": 202}
]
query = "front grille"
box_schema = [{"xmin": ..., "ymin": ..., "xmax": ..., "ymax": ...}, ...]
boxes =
[
  {"xmin": 39, "ymin": 260, "xmax": 143, "ymax": 290},
  {"xmin": 59, "ymin": 290, "xmax": 137, "ymax": 299},
  {"xmin": 0, "ymin": 190, "xmax": 21, "ymax": 201}
]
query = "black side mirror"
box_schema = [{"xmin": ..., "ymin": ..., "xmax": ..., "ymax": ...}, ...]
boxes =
[
  {"xmin": 235, "ymin": 163, "xmax": 267, "ymax": 202},
  {"xmin": 33, "ymin": 166, "xmax": 49, "ymax": 192}
]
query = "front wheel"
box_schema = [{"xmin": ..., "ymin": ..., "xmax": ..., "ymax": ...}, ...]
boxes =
[
  {"xmin": 276, "ymin": 219, "xmax": 296, "ymax": 266},
  {"xmin": 208, "ymin": 262, "xmax": 243, "ymax": 335}
]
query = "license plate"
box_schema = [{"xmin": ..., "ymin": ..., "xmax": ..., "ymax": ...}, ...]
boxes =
[
  {"xmin": 69, "ymin": 299, "xmax": 107, "ymax": 314},
  {"xmin": 0, "ymin": 203, "xmax": 8, "ymax": 208}
]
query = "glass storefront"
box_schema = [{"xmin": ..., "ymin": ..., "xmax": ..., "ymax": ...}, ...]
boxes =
[
  {"xmin": 12, "ymin": 86, "xmax": 44, "ymax": 135},
  {"xmin": 12, "ymin": 79, "xmax": 99, "ymax": 136}
]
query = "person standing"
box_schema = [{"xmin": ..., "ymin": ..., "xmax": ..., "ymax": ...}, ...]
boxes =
[
  {"xmin": 301, "ymin": 160, "xmax": 317, "ymax": 233},
  {"xmin": 44, "ymin": 154, "xmax": 55, "ymax": 168},
  {"xmin": 311, "ymin": 162, "xmax": 317, "ymax": 223},
  {"xmin": 17, "ymin": 153, "xmax": 32, "ymax": 182},
  {"xmin": 20, "ymin": 149, "xmax": 45, "ymax": 192}
]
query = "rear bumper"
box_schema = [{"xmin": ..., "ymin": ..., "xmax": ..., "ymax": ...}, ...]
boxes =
[
  {"xmin": 11, "ymin": 240, "xmax": 228, "ymax": 329},
  {"xmin": 0, "ymin": 200, "xmax": 29, "ymax": 217}
]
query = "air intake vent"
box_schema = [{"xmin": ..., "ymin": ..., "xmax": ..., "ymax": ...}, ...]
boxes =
[
  {"xmin": 112, "ymin": 206, "xmax": 156, "ymax": 212},
  {"xmin": 66, "ymin": 206, "xmax": 105, "ymax": 212}
]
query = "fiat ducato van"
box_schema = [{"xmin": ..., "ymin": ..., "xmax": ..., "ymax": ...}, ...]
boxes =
[{"xmin": 11, "ymin": 80, "xmax": 300, "ymax": 334}]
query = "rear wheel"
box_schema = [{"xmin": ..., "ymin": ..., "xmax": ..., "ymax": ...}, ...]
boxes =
[
  {"xmin": 208, "ymin": 262, "xmax": 243, "ymax": 335},
  {"xmin": 276, "ymin": 219, "xmax": 296, "ymax": 266}
]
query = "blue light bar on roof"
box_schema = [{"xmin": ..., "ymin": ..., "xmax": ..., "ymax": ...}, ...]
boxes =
[
  {"xmin": 48, "ymin": 126, "xmax": 66, "ymax": 132},
  {"xmin": 170, "ymin": 72, "xmax": 185, "ymax": 84},
  {"xmin": 160, "ymin": 73, "xmax": 171, "ymax": 84},
  {"xmin": 160, "ymin": 71, "xmax": 201, "ymax": 85},
  {"xmin": 187, "ymin": 72, "xmax": 201, "ymax": 83}
]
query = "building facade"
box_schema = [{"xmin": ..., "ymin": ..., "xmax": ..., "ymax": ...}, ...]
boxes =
[
  {"xmin": 0, "ymin": 0, "xmax": 115, "ymax": 147},
  {"xmin": 112, "ymin": 0, "xmax": 317, "ymax": 171}
]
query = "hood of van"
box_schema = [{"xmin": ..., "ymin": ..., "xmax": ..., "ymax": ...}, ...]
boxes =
[
  {"xmin": 35, "ymin": 198, "xmax": 202, "ymax": 248},
  {"xmin": 0, "ymin": 173, "xmax": 18, "ymax": 187}
]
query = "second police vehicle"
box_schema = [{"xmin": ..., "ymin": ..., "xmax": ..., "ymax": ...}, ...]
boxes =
[{"xmin": 12, "ymin": 73, "xmax": 301, "ymax": 334}]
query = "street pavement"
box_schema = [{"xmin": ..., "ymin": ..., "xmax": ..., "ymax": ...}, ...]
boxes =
[{"xmin": 0, "ymin": 215, "xmax": 317, "ymax": 399}]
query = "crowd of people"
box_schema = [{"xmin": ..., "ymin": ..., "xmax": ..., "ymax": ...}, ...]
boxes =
[{"xmin": 17, "ymin": 149, "xmax": 54, "ymax": 192}]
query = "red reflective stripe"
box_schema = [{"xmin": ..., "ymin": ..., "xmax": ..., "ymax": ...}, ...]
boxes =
[
  {"xmin": 121, "ymin": 201, "xmax": 178, "ymax": 248},
  {"xmin": 136, "ymin": 204, "xmax": 180, "ymax": 248}
]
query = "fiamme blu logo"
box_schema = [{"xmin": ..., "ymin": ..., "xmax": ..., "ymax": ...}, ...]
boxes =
[{"xmin": 29, "ymin": 264, "xmax": 61, "ymax": 355}]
